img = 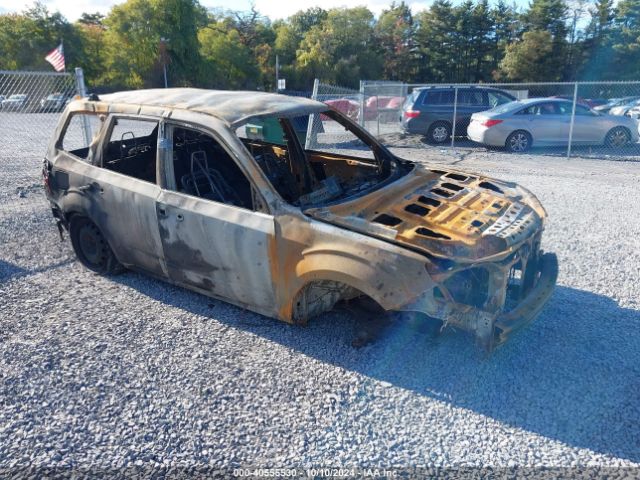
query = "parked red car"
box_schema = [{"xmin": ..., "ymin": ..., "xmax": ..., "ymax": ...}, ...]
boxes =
[
  {"xmin": 362, "ymin": 95, "xmax": 405, "ymax": 121},
  {"xmin": 323, "ymin": 98, "xmax": 359, "ymax": 120}
]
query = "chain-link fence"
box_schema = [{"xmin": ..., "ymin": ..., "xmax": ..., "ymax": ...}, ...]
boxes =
[
  {"xmin": 312, "ymin": 79, "xmax": 640, "ymax": 159},
  {"xmin": 0, "ymin": 70, "xmax": 78, "ymax": 147},
  {"xmin": 0, "ymin": 70, "xmax": 82, "ymax": 222}
]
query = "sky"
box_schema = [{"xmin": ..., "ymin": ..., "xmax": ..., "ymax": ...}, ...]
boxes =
[{"xmin": 0, "ymin": 0, "xmax": 530, "ymax": 22}]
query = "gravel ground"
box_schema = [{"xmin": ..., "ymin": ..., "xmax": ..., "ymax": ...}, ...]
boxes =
[{"xmin": 1, "ymin": 120, "xmax": 640, "ymax": 475}]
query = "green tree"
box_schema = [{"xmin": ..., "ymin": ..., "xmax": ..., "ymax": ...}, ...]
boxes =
[
  {"xmin": 0, "ymin": 2, "xmax": 79, "ymax": 71},
  {"xmin": 494, "ymin": 0, "xmax": 570, "ymax": 80},
  {"xmin": 289, "ymin": 7, "xmax": 328, "ymax": 35},
  {"xmin": 565, "ymin": 0, "xmax": 589, "ymax": 79},
  {"xmin": 78, "ymin": 12, "xmax": 105, "ymax": 26},
  {"xmin": 75, "ymin": 16, "xmax": 107, "ymax": 85},
  {"xmin": 523, "ymin": 0, "xmax": 568, "ymax": 37},
  {"xmin": 199, "ymin": 23, "xmax": 259, "ymax": 88},
  {"xmin": 206, "ymin": 7, "xmax": 277, "ymax": 90},
  {"xmin": 610, "ymin": 0, "xmax": 640, "ymax": 79},
  {"xmin": 498, "ymin": 30, "xmax": 558, "ymax": 81},
  {"xmin": 490, "ymin": 0, "xmax": 519, "ymax": 76},
  {"xmin": 102, "ymin": 0, "xmax": 205, "ymax": 88},
  {"xmin": 578, "ymin": 0, "xmax": 615, "ymax": 79},
  {"xmin": 296, "ymin": 7, "xmax": 382, "ymax": 87},
  {"xmin": 469, "ymin": 0, "xmax": 494, "ymax": 80},
  {"xmin": 414, "ymin": 0, "xmax": 456, "ymax": 82},
  {"xmin": 273, "ymin": 8, "xmax": 328, "ymax": 89},
  {"xmin": 375, "ymin": 2, "xmax": 415, "ymax": 81}
]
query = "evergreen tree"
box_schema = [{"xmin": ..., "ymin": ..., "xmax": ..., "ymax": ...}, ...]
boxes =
[
  {"xmin": 414, "ymin": 0, "xmax": 455, "ymax": 82},
  {"xmin": 490, "ymin": 0, "xmax": 519, "ymax": 76},
  {"xmin": 579, "ymin": 0, "xmax": 615, "ymax": 79},
  {"xmin": 375, "ymin": 2, "xmax": 415, "ymax": 81},
  {"xmin": 611, "ymin": 0, "xmax": 640, "ymax": 79}
]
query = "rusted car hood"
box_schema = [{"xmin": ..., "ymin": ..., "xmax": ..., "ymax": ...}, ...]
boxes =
[{"xmin": 304, "ymin": 164, "xmax": 547, "ymax": 262}]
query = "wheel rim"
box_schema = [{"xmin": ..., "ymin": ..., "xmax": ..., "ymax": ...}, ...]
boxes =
[
  {"xmin": 608, "ymin": 129, "xmax": 628, "ymax": 147},
  {"xmin": 432, "ymin": 126, "xmax": 448, "ymax": 143},
  {"xmin": 509, "ymin": 133, "xmax": 529, "ymax": 152},
  {"xmin": 78, "ymin": 223, "xmax": 105, "ymax": 266}
]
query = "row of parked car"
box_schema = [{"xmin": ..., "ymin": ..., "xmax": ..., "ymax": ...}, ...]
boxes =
[
  {"xmin": 399, "ymin": 86, "xmax": 640, "ymax": 151},
  {"xmin": 0, "ymin": 93, "xmax": 72, "ymax": 112},
  {"xmin": 322, "ymin": 87, "xmax": 640, "ymax": 152}
]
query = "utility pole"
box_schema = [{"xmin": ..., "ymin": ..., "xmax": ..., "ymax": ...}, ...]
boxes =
[{"xmin": 275, "ymin": 54, "xmax": 279, "ymax": 92}]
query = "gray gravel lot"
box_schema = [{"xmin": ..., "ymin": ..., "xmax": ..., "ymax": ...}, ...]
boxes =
[{"xmin": 1, "ymin": 115, "xmax": 640, "ymax": 473}]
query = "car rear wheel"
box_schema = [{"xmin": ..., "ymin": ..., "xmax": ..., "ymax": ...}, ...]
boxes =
[
  {"xmin": 69, "ymin": 216, "xmax": 123, "ymax": 274},
  {"xmin": 427, "ymin": 122, "xmax": 451, "ymax": 144},
  {"xmin": 505, "ymin": 130, "xmax": 532, "ymax": 153},
  {"xmin": 605, "ymin": 127, "xmax": 631, "ymax": 148}
]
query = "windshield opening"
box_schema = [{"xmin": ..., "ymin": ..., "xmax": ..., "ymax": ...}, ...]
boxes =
[{"xmin": 236, "ymin": 109, "xmax": 407, "ymax": 207}]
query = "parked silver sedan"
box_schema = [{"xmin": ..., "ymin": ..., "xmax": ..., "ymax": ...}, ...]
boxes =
[{"xmin": 467, "ymin": 98, "xmax": 639, "ymax": 152}]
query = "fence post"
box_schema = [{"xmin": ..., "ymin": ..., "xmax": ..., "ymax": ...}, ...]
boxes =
[
  {"xmin": 376, "ymin": 94, "xmax": 380, "ymax": 137},
  {"xmin": 451, "ymin": 86, "xmax": 458, "ymax": 149},
  {"xmin": 74, "ymin": 67, "xmax": 87, "ymax": 98},
  {"xmin": 306, "ymin": 78, "xmax": 320, "ymax": 150},
  {"xmin": 359, "ymin": 80, "xmax": 365, "ymax": 127},
  {"xmin": 74, "ymin": 67, "xmax": 92, "ymax": 147},
  {"xmin": 567, "ymin": 82, "xmax": 578, "ymax": 159}
]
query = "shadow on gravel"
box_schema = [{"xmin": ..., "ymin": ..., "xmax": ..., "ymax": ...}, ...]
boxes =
[
  {"xmin": 0, "ymin": 258, "xmax": 74, "ymax": 283},
  {"xmin": 115, "ymin": 273, "xmax": 640, "ymax": 463}
]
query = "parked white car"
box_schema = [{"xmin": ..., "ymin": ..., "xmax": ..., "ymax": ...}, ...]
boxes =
[
  {"xmin": 468, "ymin": 98, "xmax": 639, "ymax": 152},
  {"xmin": 1, "ymin": 93, "xmax": 28, "ymax": 111},
  {"xmin": 609, "ymin": 98, "xmax": 640, "ymax": 116}
]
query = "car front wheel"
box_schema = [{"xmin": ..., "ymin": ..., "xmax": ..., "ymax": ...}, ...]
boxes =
[
  {"xmin": 505, "ymin": 130, "xmax": 532, "ymax": 153},
  {"xmin": 605, "ymin": 127, "xmax": 631, "ymax": 148},
  {"xmin": 69, "ymin": 216, "xmax": 123, "ymax": 274}
]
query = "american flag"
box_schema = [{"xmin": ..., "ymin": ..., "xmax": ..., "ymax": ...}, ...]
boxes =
[{"xmin": 45, "ymin": 44, "xmax": 65, "ymax": 72}]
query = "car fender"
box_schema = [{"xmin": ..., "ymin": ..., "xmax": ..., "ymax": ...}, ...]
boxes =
[{"xmin": 273, "ymin": 212, "xmax": 434, "ymax": 322}]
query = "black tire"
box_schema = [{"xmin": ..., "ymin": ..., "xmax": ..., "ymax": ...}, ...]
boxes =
[
  {"xmin": 69, "ymin": 216, "xmax": 123, "ymax": 274},
  {"xmin": 427, "ymin": 122, "xmax": 451, "ymax": 144},
  {"xmin": 505, "ymin": 130, "xmax": 532, "ymax": 153},
  {"xmin": 605, "ymin": 127, "xmax": 631, "ymax": 148}
]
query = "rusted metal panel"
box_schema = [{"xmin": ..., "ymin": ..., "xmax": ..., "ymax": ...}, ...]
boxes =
[
  {"xmin": 156, "ymin": 189, "xmax": 276, "ymax": 312},
  {"xmin": 99, "ymin": 88, "xmax": 326, "ymax": 127},
  {"xmin": 52, "ymin": 154, "xmax": 167, "ymax": 277},
  {"xmin": 305, "ymin": 165, "xmax": 547, "ymax": 262},
  {"xmin": 270, "ymin": 208, "xmax": 435, "ymax": 322}
]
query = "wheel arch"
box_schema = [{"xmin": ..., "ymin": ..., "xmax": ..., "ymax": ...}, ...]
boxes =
[
  {"xmin": 505, "ymin": 129, "xmax": 533, "ymax": 151},
  {"xmin": 288, "ymin": 275, "xmax": 387, "ymax": 325},
  {"xmin": 426, "ymin": 120, "xmax": 453, "ymax": 144},
  {"xmin": 279, "ymin": 246, "xmax": 432, "ymax": 324},
  {"xmin": 67, "ymin": 214, "xmax": 124, "ymax": 275},
  {"xmin": 427, "ymin": 119, "xmax": 453, "ymax": 132},
  {"xmin": 604, "ymin": 125, "xmax": 632, "ymax": 145}
]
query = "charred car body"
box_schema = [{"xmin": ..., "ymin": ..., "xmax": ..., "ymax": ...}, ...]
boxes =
[{"xmin": 43, "ymin": 89, "xmax": 558, "ymax": 351}]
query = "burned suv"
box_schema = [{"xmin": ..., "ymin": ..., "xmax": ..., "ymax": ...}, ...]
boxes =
[{"xmin": 43, "ymin": 88, "xmax": 557, "ymax": 351}]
